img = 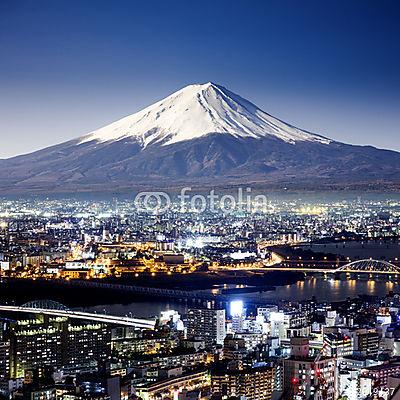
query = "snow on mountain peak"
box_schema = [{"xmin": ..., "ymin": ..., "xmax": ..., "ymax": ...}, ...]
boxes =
[{"xmin": 79, "ymin": 82, "xmax": 332, "ymax": 147}]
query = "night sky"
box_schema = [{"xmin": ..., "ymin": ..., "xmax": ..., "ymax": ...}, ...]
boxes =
[{"xmin": 0, "ymin": 0, "xmax": 399, "ymax": 157}]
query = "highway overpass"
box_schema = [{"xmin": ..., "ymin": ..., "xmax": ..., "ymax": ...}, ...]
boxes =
[{"xmin": 0, "ymin": 304, "xmax": 156, "ymax": 329}]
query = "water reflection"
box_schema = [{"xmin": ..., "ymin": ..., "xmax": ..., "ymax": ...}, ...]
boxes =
[
  {"xmin": 243, "ymin": 276, "xmax": 399, "ymax": 303},
  {"xmin": 88, "ymin": 276, "xmax": 400, "ymax": 319}
]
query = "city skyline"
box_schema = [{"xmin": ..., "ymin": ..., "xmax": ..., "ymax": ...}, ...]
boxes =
[{"xmin": 1, "ymin": 195, "xmax": 400, "ymax": 399}]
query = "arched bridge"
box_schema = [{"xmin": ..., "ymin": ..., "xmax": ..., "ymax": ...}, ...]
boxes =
[
  {"xmin": 335, "ymin": 259, "xmax": 400, "ymax": 274},
  {"xmin": 22, "ymin": 300, "xmax": 70, "ymax": 311},
  {"xmin": 264, "ymin": 259, "xmax": 400, "ymax": 275}
]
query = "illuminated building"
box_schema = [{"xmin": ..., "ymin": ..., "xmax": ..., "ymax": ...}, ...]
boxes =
[
  {"xmin": 30, "ymin": 388, "xmax": 57, "ymax": 400},
  {"xmin": 211, "ymin": 363, "xmax": 275, "ymax": 400},
  {"xmin": 269, "ymin": 311, "xmax": 307, "ymax": 340},
  {"xmin": 0, "ymin": 340, "xmax": 10, "ymax": 396},
  {"xmin": 132, "ymin": 369, "xmax": 209, "ymax": 400},
  {"xmin": 357, "ymin": 331, "xmax": 380, "ymax": 357},
  {"xmin": 66, "ymin": 323, "xmax": 111, "ymax": 368},
  {"xmin": 230, "ymin": 300, "xmax": 245, "ymax": 333},
  {"xmin": 283, "ymin": 356, "xmax": 336, "ymax": 400},
  {"xmin": 10, "ymin": 317, "xmax": 64, "ymax": 378},
  {"xmin": 223, "ymin": 335, "xmax": 247, "ymax": 361},
  {"xmin": 324, "ymin": 333, "xmax": 353, "ymax": 358},
  {"xmin": 6, "ymin": 315, "xmax": 111, "ymax": 378},
  {"xmin": 187, "ymin": 308, "xmax": 226, "ymax": 346},
  {"xmin": 359, "ymin": 361, "xmax": 400, "ymax": 396},
  {"xmin": 337, "ymin": 369, "xmax": 359, "ymax": 400},
  {"xmin": 283, "ymin": 338, "xmax": 336, "ymax": 400}
]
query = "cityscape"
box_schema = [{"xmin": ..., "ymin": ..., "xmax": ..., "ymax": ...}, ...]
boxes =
[
  {"xmin": 1, "ymin": 1, "xmax": 400, "ymax": 400},
  {"xmin": 1, "ymin": 195, "xmax": 400, "ymax": 399}
]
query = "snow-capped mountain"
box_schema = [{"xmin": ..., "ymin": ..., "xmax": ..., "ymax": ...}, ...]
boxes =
[
  {"xmin": 80, "ymin": 82, "xmax": 331, "ymax": 147},
  {"xmin": 1, "ymin": 82, "xmax": 400, "ymax": 193}
]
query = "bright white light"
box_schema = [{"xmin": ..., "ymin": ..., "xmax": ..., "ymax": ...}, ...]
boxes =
[
  {"xmin": 194, "ymin": 238, "xmax": 204, "ymax": 248},
  {"xmin": 230, "ymin": 300, "xmax": 244, "ymax": 316},
  {"xmin": 230, "ymin": 251, "xmax": 256, "ymax": 260},
  {"xmin": 186, "ymin": 237, "xmax": 204, "ymax": 248}
]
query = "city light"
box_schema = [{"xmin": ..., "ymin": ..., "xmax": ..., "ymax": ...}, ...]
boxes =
[{"xmin": 230, "ymin": 300, "xmax": 244, "ymax": 316}]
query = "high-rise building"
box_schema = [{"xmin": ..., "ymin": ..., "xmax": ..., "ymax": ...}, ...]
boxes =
[
  {"xmin": 324, "ymin": 333, "xmax": 353, "ymax": 358},
  {"xmin": 187, "ymin": 308, "xmax": 226, "ymax": 346},
  {"xmin": 10, "ymin": 316, "xmax": 64, "ymax": 378},
  {"xmin": 6, "ymin": 315, "xmax": 111, "ymax": 378},
  {"xmin": 257, "ymin": 306, "xmax": 278, "ymax": 321},
  {"xmin": 337, "ymin": 369, "xmax": 359, "ymax": 400},
  {"xmin": 0, "ymin": 340, "xmax": 10, "ymax": 396},
  {"xmin": 357, "ymin": 331, "xmax": 380, "ymax": 357},
  {"xmin": 66, "ymin": 323, "xmax": 111, "ymax": 368},
  {"xmin": 211, "ymin": 363, "xmax": 275, "ymax": 400},
  {"xmin": 223, "ymin": 335, "xmax": 247, "ymax": 361},
  {"xmin": 283, "ymin": 338, "xmax": 336, "ymax": 400},
  {"xmin": 359, "ymin": 361, "xmax": 400, "ymax": 396},
  {"xmin": 229, "ymin": 300, "xmax": 246, "ymax": 334}
]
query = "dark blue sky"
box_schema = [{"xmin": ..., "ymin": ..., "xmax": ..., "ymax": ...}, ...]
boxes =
[{"xmin": 0, "ymin": 0, "xmax": 399, "ymax": 157}]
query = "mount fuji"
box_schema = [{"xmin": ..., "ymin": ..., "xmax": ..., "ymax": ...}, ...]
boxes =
[{"xmin": 1, "ymin": 82, "xmax": 400, "ymax": 193}]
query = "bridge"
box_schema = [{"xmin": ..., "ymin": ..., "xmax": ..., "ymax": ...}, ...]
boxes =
[
  {"xmin": 265, "ymin": 259, "xmax": 400, "ymax": 275},
  {"xmin": 0, "ymin": 300, "xmax": 156, "ymax": 329},
  {"xmin": 54, "ymin": 278, "xmax": 230, "ymax": 303},
  {"xmin": 335, "ymin": 259, "xmax": 400, "ymax": 274}
]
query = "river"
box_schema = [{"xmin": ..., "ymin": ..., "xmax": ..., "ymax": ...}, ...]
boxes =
[{"xmin": 87, "ymin": 275, "xmax": 399, "ymax": 318}]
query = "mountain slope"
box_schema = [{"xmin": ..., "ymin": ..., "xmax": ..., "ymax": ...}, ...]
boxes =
[
  {"xmin": 0, "ymin": 82, "xmax": 400, "ymax": 193},
  {"xmin": 79, "ymin": 82, "xmax": 331, "ymax": 147}
]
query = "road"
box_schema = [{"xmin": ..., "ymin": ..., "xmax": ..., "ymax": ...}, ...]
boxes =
[{"xmin": 0, "ymin": 305, "xmax": 156, "ymax": 328}]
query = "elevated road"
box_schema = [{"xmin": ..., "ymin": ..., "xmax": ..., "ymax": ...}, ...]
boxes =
[
  {"xmin": 262, "ymin": 266, "xmax": 336, "ymax": 273},
  {"xmin": 0, "ymin": 305, "xmax": 156, "ymax": 329}
]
